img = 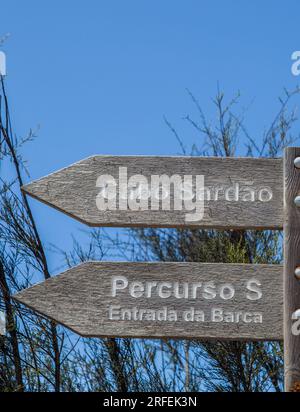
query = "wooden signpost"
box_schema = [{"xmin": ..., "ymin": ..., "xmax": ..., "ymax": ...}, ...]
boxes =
[
  {"xmin": 21, "ymin": 155, "xmax": 283, "ymax": 229},
  {"xmin": 12, "ymin": 148, "xmax": 300, "ymax": 391},
  {"xmin": 14, "ymin": 261, "xmax": 283, "ymax": 340}
]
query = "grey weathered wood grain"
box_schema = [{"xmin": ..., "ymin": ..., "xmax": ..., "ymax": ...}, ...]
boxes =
[
  {"xmin": 13, "ymin": 261, "xmax": 283, "ymax": 340},
  {"xmin": 284, "ymin": 148, "xmax": 300, "ymax": 391},
  {"xmin": 21, "ymin": 155, "xmax": 283, "ymax": 229}
]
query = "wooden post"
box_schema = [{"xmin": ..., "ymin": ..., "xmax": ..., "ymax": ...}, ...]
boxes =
[{"xmin": 284, "ymin": 147, "xmax": 300, "ymax": 392}]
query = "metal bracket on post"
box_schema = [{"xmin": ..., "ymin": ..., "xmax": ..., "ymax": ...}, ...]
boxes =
[{"xmin": 284, "ymin": 147, "xmax": 300, "ymax": 392}]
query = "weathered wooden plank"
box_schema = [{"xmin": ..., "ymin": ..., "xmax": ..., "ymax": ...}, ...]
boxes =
[
  {"xmin": 13, "ymin": 262, "xmax": 283, "ymax": 340},
  {"xmin": 21, "ymin": 155, "xmax": 283, "ymax": 229},
  {"xmin": 284, "ymin": 147, "xmax": 300, "ymax": 391}
]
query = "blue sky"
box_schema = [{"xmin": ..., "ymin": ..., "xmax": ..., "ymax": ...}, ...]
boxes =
[{"xmin": 1, "ymin": 0, "xmax": 300, "ymax": 271}]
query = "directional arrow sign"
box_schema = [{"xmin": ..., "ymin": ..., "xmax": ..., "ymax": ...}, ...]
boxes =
[
  {"xmin": 14, "ymin": 262, "xmax": 283, "ymax": 340},
  {"xmin": 21, "ymin": 155, "xmax": 283, "ymax": 229}
]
